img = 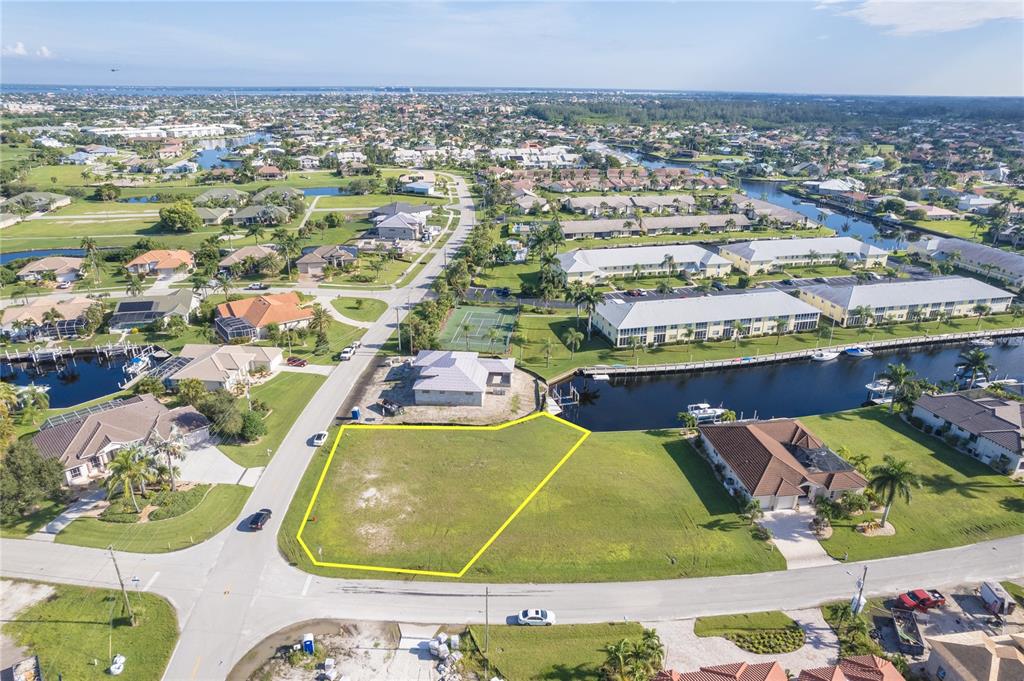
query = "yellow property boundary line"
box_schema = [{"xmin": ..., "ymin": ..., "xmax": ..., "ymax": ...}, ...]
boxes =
[{"xmin": 296, "ymin": 411, "xmax": 591, "ymax": 578}]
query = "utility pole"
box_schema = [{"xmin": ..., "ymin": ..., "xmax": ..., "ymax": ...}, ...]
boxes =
[
  {"xmin": 396, "ymin": 306, "xmax": 403, "ymax": 354},
  {"xmin": 108, "ymin": 546, "xmax": 136, "ymax": 626},
  {"xmin": 851, "ymin": 565, "xmax": 868, "ymax": 616},
  {"xmin": 484, "ymin": 587, "xmax": 490, "ymax": 675}
]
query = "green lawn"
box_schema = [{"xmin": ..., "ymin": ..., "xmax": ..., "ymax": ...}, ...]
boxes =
[
  {"xmin": 315, "ymin": 193, "xmax": 448, "ymax": 209},
  {"xmin": 0, "ymin": 498, "xmax": 65, "ymax": 538},
  {"xmin": 556, "ymin": 226, "xmax": 834, "ymax": 251},
  {"xmin": 47, "ymin": 200, "xmax": 173, "ymax": 217},
  {"xmin": 253, "ymin": 318, "xmax": 364, "ymax": 365},
  {"xmin": 466, "ymin": 623, "xmax": 644, "ymax": 681},
  {"xmin": 330, "ymin": 296, "xmax": 387, "ymax": 322},
  {"xmin": 56, "ymin": 484, "xmax": 250, "ymax": 552},
  {"xmin": 282, "ymin": 423, "xmax": 783, "ymax": 581},
  {"xmin": 909, "ymin": 219, "xmax": 982, "ymax": 241},
  {"xmin": 218, "ymin": 372, "xmax": 326, "ymax": 467},
  {"xmin": 514, "ymin": 311, "xmax": 1023, "ymax": 379},
  {"xmin": 2, "ymin": 581, "xmax": 178, "ymax": 681},
  {"xmin": 1002, "ymin": 581, "xmax": 1024, "ymax": 606},
  {"xmin": 694, "ymin": 611, "xmax": 804, "ymax": 654},
  {"xmin": 804, "ymin": 408, "xmax": 1024, "ymax": 561}
]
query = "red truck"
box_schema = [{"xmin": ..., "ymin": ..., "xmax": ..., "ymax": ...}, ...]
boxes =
[{"xmin": 898, "ymin": 589, "xmax": 946, "ymax": 611}]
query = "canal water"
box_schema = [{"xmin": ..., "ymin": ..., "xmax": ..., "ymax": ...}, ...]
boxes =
[
  {"xmin": 557, "ymin": 342, "xmax": 1024, "ymax": 432},
  {"xmin": 1, "ymin": 247, "xmax": 88, "ymax": 265},
  {"xmin": 193, "ymin": 132, "xmax": 272, "ymax": 169},
  {"xmin": 302, "ymin": 187, "xmax": 353, "ymax": 196},
  {"xmin": 1, "ymin": 353, "xmax": 147, "ymax": 408}
]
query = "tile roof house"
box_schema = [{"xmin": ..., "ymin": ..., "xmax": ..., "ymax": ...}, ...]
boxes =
[
  {"xmin": 16, "ymin": 256, "xmax": 85, "ymax": 283},
  {"xmin": 193, "ymin": 187, "xmax": 249, "ymax": 206},
  {"xmin": 32, "ymin": 394, "xmax": 210, "ymax": 485},
  {"xmin": 125, "ymin": 249, "xmax": 195, "ymax": 277},
  {"xmin": 296, "ymin": 244, "xmax": 359, "ymax": 277},
  {"xmin": 370, "ymin": 201, "xmax": 434, "ymax": 220},
  {"xmin": 912, "ymin": 392, "xmax": 1024, "ymax": 476},
  {"xmin": 214, "ymin": 291, "xmax": 313, "ymax": 341},
  {"xmin": 798, "ymin": 656, "xmax": 904, "ymax": 681},
  {"xmin": 169, "ymin": 344, "xmax": 284, "ymax": 390},
  {"xmin": 195, "ymin": 206, "xmax": 232, "ymax": 225},
  {"xmin": 924, "ymin": 631, "xmax": 1024, "ymax": 681},
  {"xmin": 252, "ymin": 186, "xmax": 304, "ymax": 204},
  {"xmin": 109, "ymin": 289, "xmax": 197, "ymax": 330},
  {"xmin": 376, "ymin": 212, "xmax": 425, "ymax": 241},
  {"xmin": 699, "ymin": 418, "xmax": 867, "ymax": 510},
  {"xmin": 0, "ymin": 295, "xmax": 99, "ymax": 339},
  {"xmin": 218, "ymin": 245, "xmax": 278, "ymax": 271},
  {"xmin": 656, "ymin": 661, "xmax": 788, "ymax": 681},
  {"xmin": 230, "ymin": 204, "xmax": 290, "ymax": 226},
  {"xmin": 2, "ymin": 191, "xmax": 72, "ymax": 213},
  {"xmin": 411, "ymin": 350, "xmax": 514, "ymax": 407},
  {"xmin": 255, "ymin": 165, "xmax": 286, "ymax": 180}
]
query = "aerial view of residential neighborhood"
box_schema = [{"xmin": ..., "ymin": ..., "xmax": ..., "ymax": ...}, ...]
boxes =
[{"xmin": 1, "ymin": 1, "xmax": 1023, "ymax": 680}]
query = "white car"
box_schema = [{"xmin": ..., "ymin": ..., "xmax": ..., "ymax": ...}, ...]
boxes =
[
  {"xmin": 517, "ymin": 609, "xmax": 555, "ymax": 626},
  {"xmin": 311, "ymin": 431, "xmax": 328, "ymax": 447},
  {"xmin": 57, "ymin": 282, "xmax": 72, "ymax": 289},
  {"xmin": 338, "ymin": 347, "xmax": 355, "ymax": 361}
]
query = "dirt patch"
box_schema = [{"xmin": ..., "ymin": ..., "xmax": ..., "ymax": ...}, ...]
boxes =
[
  {"xmin": 356, "ymin": 524, "xmax": 396, "ymax": 553},
  {"xmin": 0, "ymin": 580, "xmax": 55, "ymax": 666},
  {"xmin": 858, "ymin": 521, "xmax": 896, "ymax": 536},
  {"xmin": 228, "ymin": 620, "xmax": 406, "ymax": 681}
]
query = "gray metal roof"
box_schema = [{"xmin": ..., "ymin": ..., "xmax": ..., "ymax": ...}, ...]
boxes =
[
  {"xmin": 800, "ymin": 276, "xmax": 1013, "ymax": 310},
  {"xmin": 596, "ymin": 289, "xmax": 820, "ymax": 329},
  {"xmin": 720, "ymin": 236, "xmax": 888, "ymax": 263},
  {"xmin": 557, "ymin": 244, "xmax": 729, "ymax": 275}
]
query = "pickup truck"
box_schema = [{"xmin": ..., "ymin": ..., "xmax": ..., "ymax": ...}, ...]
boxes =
[{"xmin": 897, "ymin": 589, "xmax": 946, "ymax": 611}]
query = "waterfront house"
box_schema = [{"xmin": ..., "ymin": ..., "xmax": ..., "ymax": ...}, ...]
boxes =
[
  {"xmin": 911, "ymin": 392, "xmax": 1024, "ymax": 477},
  {"xmin": 376, "ymin": 212, "xmax": 425, "ymax": 241},
  {"xmin": 160, "ymin": 160, "xmax": 198, "ymax": 175},
  {"xmin": 798, "ymin": 276, "xmax": 1013, "ymax": 326},
  {"xmin": 230, "ymin": 204, "xmax": 290, "ymax": 226},
  {"xmin": 556, "ymin": 244, "xmax": 731, "ymax": 284},
  {"xmin": 125, "ymin": 249, "xmax": 195, "ymax": 277},
  {"xmin": 16, "ymin": 256, "xmax": 84, "ymax": 283},
  {"xmin": 218, "ymin": 244, "xmax": 278, "ymax": 272},
  {"xmin": 2, "ymin": 191, "xmax": 72, "ymax": 213},
  {"xmin": 592, "ymin": 289, "xmax": 820, "ymax": 347},
  {"xmin": 169, "ymin": 344, "xmax": 283, "ymax": 391},
  {"xmin": 923, "ymin": 631, "xmax": 1024, "ymax": 681},
  {"xmin": 296, "ymin": 244, "xmax": 359, "ymax": 276},
  {"xmin": 908, "ymin": 237, "xmax": 1024, "ymax": 291},
  {"xmin": 33, "ymin": 394, "xmax": 210, "ymax": 486},
  {"xmin": 370, "ymin": 201, "xmax": 434, "ymax": 221},
  {"xmin": 719, "ymin": 237, "xmax": 889, "ymax": 274},
  {"xmin": 560, "ymin": 214, "xmax": 751, "ymax": 241},
  {"xmin": 0, "ymin": 295, "xmax": 98, "ymax": 339},
  {"xmin": 108, "ymin": 290, "xmax": 197, "ymax": 331},
  {"xmin": 193, "ymin": 187, "xmax": 249, "ymax": 207},
  {"xmin": 214, "ymin": 291, "xmax": 312, "ymax": 341},
  {"xmin": 699, "ymin": 418, "xmax": 867, "ymax": 511},
  {"xmin": 251, "ymin": 186, "xmax": 304, "ymax": 204},
  {"xmin": 411, "ymin": 350, "xmax": 514, "ymax": 407}
]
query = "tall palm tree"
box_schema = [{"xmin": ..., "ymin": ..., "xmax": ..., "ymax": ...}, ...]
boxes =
[
  {"xmin": 576, "ymin": 285, "xmax": 604, "ymax": 339},
  {"xmin": 150, "ymin": 427, "xmax": 185, "ymax": 492},
  {"xmin": 104, "ymin": 445, "xmax": 152, "ymax": 513},
  {"xmin": 731, "ymin": 320, "xmax": 745, "ymax": 347},
  {"xmin": 308, "ymin": 304, "xmax": 331, "ymax": 336},
  {"xmin": 851, "ymin": 305, "xmax": 874, "ymax": 328},
  {"xmin": 565, "ymin": 280, "xmax": 585, "ymax": 327},
  {"xmin": 80, "ymin": 236, "xmax": 100, "ymax": 285},
  {"xmin": 215, "ymin": 273, "xmax": 232, "ymax": 301},
  {"xmin": 774, "ymin": 316, "xmax": 790, "ymax": 345},
  {"xmin": 956, "ymin": 349, "xmax": 994, "ymax": 388},
  {"xmin": 878, "ymin": 362, "xmax": 915, "ymax": 414},
  {"xmin": 125, "ymin": 274, "xmax": 144, "ymax": 296},
  {"xmin": 868, "ymin": 455, "xmax": 919, "ymax": 527},
  {"xmin": 972, "ymin": 303, "xmax": 991, "ymax": 329},
  {"xmin": 562, "ymin": 328, "xmax": 584, "ymax": 359},
  {"xmin": 246, "ymin": 223, "xmax": 266, "ymax": 244}
]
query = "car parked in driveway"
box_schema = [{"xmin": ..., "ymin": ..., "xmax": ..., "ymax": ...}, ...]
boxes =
[
  {"xmin": 286, "ymin": 356, "xmax": 308, "ymax": 367},
  {"xmin": 898, "ymin": 589, "xmax": 946, "ymax": 611},
  {"xmin": 517, "ymin": 609, "xmax": 555, "ymax": 626},
  {"xmin": 245, "ymin": 282, "xmax": 270, "ymax": 290},
  {"xmin": 248, "ymin": 508, "xmax": 272, "ymax": 530}
]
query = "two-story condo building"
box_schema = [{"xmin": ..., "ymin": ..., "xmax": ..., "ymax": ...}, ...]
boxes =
[
  {"xmin": 718, "ymin": 237, "xmax": 889, "ymax": 274},
  {"xmin": 556, "ymin": 245, "xmax": 731, "ymax": 284}
]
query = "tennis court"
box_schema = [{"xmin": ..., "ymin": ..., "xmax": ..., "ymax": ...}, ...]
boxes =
[{"xmin": 438, "ymin": 305, "xmax": 518, "ymax": 353}]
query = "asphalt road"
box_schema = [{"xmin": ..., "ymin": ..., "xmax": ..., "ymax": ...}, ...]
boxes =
[{"xmin": 1, "ymin": 176, "xmax": 1022, "ymax": 679}]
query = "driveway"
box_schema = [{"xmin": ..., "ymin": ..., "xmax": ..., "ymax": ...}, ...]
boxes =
[
  {"xmin": 277, "ymin": 363, "xmax": 334, "ymax": 376},
  {"xmin": 35, "ymin": 489, "xmax": 107, "ymax": 537},
  {"xmin": 648, "ymin": 609, "xmax": 839, "ymax": 673},
  {"xmin": 760, "ymin": 508, "xmax": 836, "ymax": 569},
  {"xmin": 177, "ymin": 442, "xmax": 262, "ymax": 487}
]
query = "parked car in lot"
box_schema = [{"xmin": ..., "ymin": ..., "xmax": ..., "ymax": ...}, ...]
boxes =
[
  {"xmin": 286, "ymin": 356, "xmax": 308, "ymax": 367},
  {"xmin": 245, "ymin": 282, "xmax": 270, "ymax": 290},
  {"xmin": 336, "ymin": 346, "xmax": 355, "ymax": 361},
  {"xmin": 780, "ymin": 279, "xmax": 795, "ymax": 286},
  {"xmin": 711, "ymin": 281, "xmax": 727, "ymax": 291},
  {"xmin": 496, "ymin": 287, "xmax": 511, "ymax": 297},
  {"xmin": 814, "ymin": 277, "xmax": 828, "ymax": 283},
  {"xmin": 897, "ymin": 589, "xmax": 946, "ymax": 611},
  {"xmin": 311, "ymin": 431, "xmax": 328, "ymax": 447},
  {"xmin": 517, "ymin": 609, "xmax": 556, "ymax": 626},
  {"xmin": 248, "ymin": 508, "xmax": 272, "ymax": 530},
  {"xmin": 625, "ymin": 289, "xmax": 643, "ymax": 297}
]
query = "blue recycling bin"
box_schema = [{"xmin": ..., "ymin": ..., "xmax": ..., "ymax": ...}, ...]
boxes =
[
  {"xmin": 302, "ymin": 634, "xmax": 314, "ymax": 654},
  {"xmin": 351, "ymin": 406, "xmax": 360, "ymax": 420}
]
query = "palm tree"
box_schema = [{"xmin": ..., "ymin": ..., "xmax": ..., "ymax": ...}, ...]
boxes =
[
  {"xmin": 628, "ymin": 335, "xmax": 643, "ymax": 358},
  {"xmin": 878, "ymin": 362, "xmax": 915, "ymax": 414},
  {"xmin": 868, "ymin": 455, "xmax": 919, "ymax": 527},
  {"xmin": 678, "ymin": 411, "xmax": 698, "ymax": 428},
  {"xmin": 125, "ymin": 274, "xmax": 144, "ymax": 296},
  {"xmin": 565, "ymin": 280, "xmax": 585, "ymax": 327},
  {"xmin": 104, "ymin": 445, "xmax": 153, "ymax": 513},
  {"xmin": 562, "ymin": 328, "xmax": 584, "ymax": 359},
  {"xmin": 215, "ymin": 273, "xmax": 232, "ymax": 301},
  {"xmin": 851, "ymin": 305, "xmax": 874, "ymax": 327},
  {"xmin": 956, "ymin": 349, "xmax": 994, "ymax": 388},
  {"xmin": 246, "ymin": 223, "xmax": 266, "ymax": 244},
  {"xmin": 151, "ymin": 427, "xmax": 185, "ymax": 492},
  {"xmin": 742, "ymin": 498, "xmax": 764, "ymax": 525},
  {"xmin": 972, "ymin": 303, "xmax": 991, "ymax": 329},
  {"xmin": 731, "ymin": 320, "xmax": 745, "ymax": 347},
  {"xmin": 0, "ymin": 383, "xmax": 18, "ymax": 419},
  {"xmin": 80, "ymin": 236, "xmax": 100, "ymax": 285},
  {"xmin": 541, "ymin": 337, "xmax": 554, "ymax": 367},
  {"xmin": 221, "ymin": 223, "xmax": 238, "ymax": 241},
  {"xmin": 576, "ymin": 285, "xmax": 604, "ymax": 340},
  {"xmin": 603, "ymin": 639, "xmax": 630, "ymax": 679},
  {"xmin": 656, "ymin": 279, "xmax": 673, "ymax": 294},
  {"xmin": 774, "ymin": 316, "xmax": 790, "ymax": 345},
  {"xmin": 308, "ymin": 304, "xmax": 331, "ymax": 336}
]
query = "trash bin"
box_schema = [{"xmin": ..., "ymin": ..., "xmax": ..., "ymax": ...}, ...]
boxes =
[
  {"xmin": 351, "ymin": 407, "xmax": 360, "ymax": 421},
  {"xmin": 302, "ymin": 634, "xmax": 315, "ymax": 655}
]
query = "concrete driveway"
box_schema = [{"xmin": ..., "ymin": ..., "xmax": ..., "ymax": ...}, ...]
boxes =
[
  {"xmin": 760, "ymin": 508, "xmax": 836, "ymax": 569},
  {"xmin": 648, "ymin": 608, "xmax": 839, "ymax": 673},
  {"xmin": 35, "ymin": 489, "xmax": 107, "ymax": 537},
  {"xmin": 177, "ymin": 442, "xmax": 262, "ymax": 487}
]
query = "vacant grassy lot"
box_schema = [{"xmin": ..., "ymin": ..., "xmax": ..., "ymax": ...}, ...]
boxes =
[
  {"xmin": 515, "ymin": 311, "xmax": 1023, "ymax": 379},
  {"xmin": 549, "ymin": 226, "xmax": 834, "ymax": 251},
  {"xmin": 299, "ymin": 416, "xmax": 586, "ymax": 574},
  {"xmin": 283, "ymin": 424, "xmax": 783, "ymax": 581},
  {"xmin": 2, "ymin": 580, "xmax": 178, "ymax": 681},
  {"xmin": 330, "ymin": 296, "xmax": 387, "ymax": 322},
  {"xmin": 466, "ymin": 623, "xmax": 644, "ymax": 681},
  {"xmin": 316, "ymin": 193, "xmax": 448, "ymax": 209},
  {"xmin": 694, "ymin": 611, "xmax": 804, "ymax": 654},
  {"xmin": 219, "ymin": 372, "xmax": 327, "ymax": 467},
  {"xmin": 0, "ymin": 499, "xmax": 65, "ymax": 538},
  {"xmin": 910, "ymin": 219, "xmax": 982, "ymax": 241},
  {"xmin": 56, "ymin": 484, "xmax": 250, "ymax": 552},
  {"xmin": 804, "ymin": 408, "xmax": 1024, "ymax": 561}
]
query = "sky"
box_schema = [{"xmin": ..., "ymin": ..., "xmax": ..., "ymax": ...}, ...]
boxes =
[{"xmin": 2, "ymin": 1, "xmax": 1023, "ymax": 96}]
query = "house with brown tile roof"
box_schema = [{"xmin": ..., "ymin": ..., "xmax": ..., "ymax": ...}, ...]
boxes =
[
  {"xmin": 924, "ymin": 631, "xmax": 1024, "ymax": 681},
  {"xmin": 699, "ymin": 418, "xmax": 867, "ymax": 510},
  {"xmin": 656, "ymin": 661, "xmax": 788, "ymax": 681},
  {"xmin": 1, "ymin": 295, "xmax": 99, "ymax": 338},
  {"xmin": 799, "ymin": 656, "xmax": 905, "ymax": 681},
  {"xmin": 125, "ymin": 249, "xmax": 195, "ymax": 277},
  {"xmin": 32, "ymin": 394, "xmax": 209, "ymax": 485},
  {"xmin": 214, "ymin": 291, "xmax": 312, "ymax": 341}
]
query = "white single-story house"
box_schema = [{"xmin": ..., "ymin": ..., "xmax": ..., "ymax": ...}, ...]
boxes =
[
  {"xmin": 169, "ymin": 344, "xmax": 284, "ymax": 391},
  {"xmin": 16, "ymin": 256, "xmax": 85, "ymax": 283},
  {"xmin": 411, "ymin": 350, "xmax": 514, "ymax": 407},
  {"xmin": 912, "ymin": 392, "xmax": 1024, "ymax": 477}
]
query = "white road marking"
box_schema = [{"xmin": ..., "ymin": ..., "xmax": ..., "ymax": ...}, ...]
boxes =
[
  {"xmin": 301, "ymin": 574, "xmax": 312, "ymax": 597},
  {"xmin": 144, "ymin": 571, "xmax": 160, "ymax": 592}
]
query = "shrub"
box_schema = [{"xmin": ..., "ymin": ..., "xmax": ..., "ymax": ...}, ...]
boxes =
[{"xmin": 240, "ymin": 409, "xmax": 268, "ymax": 442}]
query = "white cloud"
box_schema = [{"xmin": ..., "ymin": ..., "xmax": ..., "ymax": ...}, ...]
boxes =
[
  {"xmin": 36, "ymin": 45, "xmax": 54, "ymax": 59},
  {"xmin": 2, "ymin": 42, "xmax": 28, "ymax": 56},
  {"xmin": 837, "ymin": 1, "xmax": 1023, "ymax": 35}
]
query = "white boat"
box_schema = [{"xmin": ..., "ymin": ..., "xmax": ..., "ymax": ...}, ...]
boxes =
[
  {"xmin": 844, "ymin": 346, "xmax": 874, "ymax": 358},
  {"xmin": 687, "ymin": 403, "xmax": 727, "ymax": 423},
  {"xmin": 970, "ymin": 337, "xmax": 995, "ymax": 348},
  {"xmin": 592, "ymin": 373, "xmax": 611, "ymax": 381},
  {"xmin": 864, "ymin": 378, "xmax": 892, "ymax": 393},
  {"xmin": 811, "ymin": 350, "xmax": 841, "ymax": 362}
]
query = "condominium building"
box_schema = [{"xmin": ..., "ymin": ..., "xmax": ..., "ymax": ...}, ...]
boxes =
[
  {"xmin": 555, "ymin": 244, "xmax": 731, "ymax": 283},
  {"xmin": 719, "ymin": 237, "xmax": 889, "ymax": 274},
  {"xmin": 909, "ymin": 237, "xmax": 1024, "ymax": 291},
  {"xmin": 592, "ymin": 289, "xmax": 820, "ymax": 347},
  {"xmin": 798, "ymin": 276, "xmax": 1014, "ymax": 326}
]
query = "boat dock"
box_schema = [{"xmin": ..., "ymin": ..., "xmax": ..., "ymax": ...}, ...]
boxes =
[{"xmin": 579, "ymin": 327, "xmax": 1024, "ymax": 378}]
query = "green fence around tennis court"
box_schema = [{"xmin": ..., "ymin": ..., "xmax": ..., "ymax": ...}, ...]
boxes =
[{"xmin": 438, "ymin": 305, "xmax": 519, "ymax": 353}]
